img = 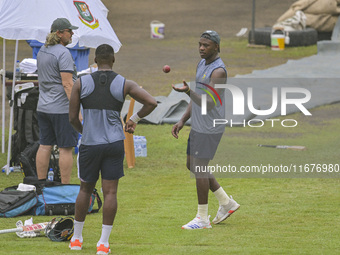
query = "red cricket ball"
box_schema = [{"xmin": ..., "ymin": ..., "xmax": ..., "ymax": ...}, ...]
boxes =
[{"xmin": 163, "ymin": 65, "xmax": 171, "ymax": 73}]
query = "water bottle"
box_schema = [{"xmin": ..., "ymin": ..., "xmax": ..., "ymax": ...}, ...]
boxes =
[
  {"xmin": 47, "ymin": 168, "xmax": 54, "ymax": 181},
  {"xmin": 15, "ymin": 60, "xmax": 21, "ymax": 81},
  {"xmin": 1, "ymin": 165, "xmax": 21, "ymax": 173},
  {"xmin": 141, "ymin": 136, "xmax": 147, "ymax": 157},
  {"xmin": 134, "ymin": 136, "xmax": 142, "ymax": 157}
]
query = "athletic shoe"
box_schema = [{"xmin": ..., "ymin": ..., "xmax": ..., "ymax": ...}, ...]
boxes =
[
  {"xmin": 69, "ymin": 239, "xmax": 83, "ymax": 250},
  {"xmin": 212, "ymin": 195, "xmax": 240, "ymax": 224},
  {"xmin": 181, "ymin": 215, "xmax": 212, "ymax": 229},
  {"xmin": 97, "ymin": 244, "xmax": 111, "ymax": 254}
]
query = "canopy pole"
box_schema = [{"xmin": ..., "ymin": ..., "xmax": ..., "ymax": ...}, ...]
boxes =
[
  {"xmin": 1, "ymin": 39, "xmax": 5, "ymax": 153},
  {"xmin": 250, "ymin": 0, "xmax": 256, "ymax": 44},
  {"xmin": 6, "ymin": 40, "xmax": 19, "ymax": 175}
]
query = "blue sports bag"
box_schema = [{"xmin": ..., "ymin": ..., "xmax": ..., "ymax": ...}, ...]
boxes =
[{"xmin": 33, "ymin": 184, "xmax": 102, "ymax": 216}]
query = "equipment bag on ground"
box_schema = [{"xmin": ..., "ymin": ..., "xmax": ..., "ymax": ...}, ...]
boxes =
[
  {"xmin": 0, "ymin": 189, "xmax": 38, "ymax": 218},
  {"xmin": 33, "ymin": 184, "xmax": 102, "ymax": 216},
  {"xmin": 0, "ymin": 183, "xmax": 101, "ymax": 217}
]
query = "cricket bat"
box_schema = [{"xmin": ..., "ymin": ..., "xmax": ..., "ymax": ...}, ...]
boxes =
[
  {"xmin": 257, "ymin": 144, "xmax": 306, "ymax": 151},
  {"xmin": 123, "ymin": 98, "xmax": 136, "ymax": 168},
  {"xmin": 0, "ymin": 222, "xmax": 48, "ymax": 235}
]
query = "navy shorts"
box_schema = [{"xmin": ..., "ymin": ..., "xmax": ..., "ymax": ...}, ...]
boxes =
[
  {"xmin": 78, "ymin": 140, "xmax": 125, "ymax": 183},
  {"xmin": 37, "ymin": 112, "xmax": 78, "ymax": 148},
  {"xmin": 187, "ymin": 130, "xmax": 223, "ymax": 160}
]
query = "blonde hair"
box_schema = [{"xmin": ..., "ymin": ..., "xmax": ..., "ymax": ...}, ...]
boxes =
[{"xmin": 44, "ymin": 32, "xmax": 61, "ymax": 47}]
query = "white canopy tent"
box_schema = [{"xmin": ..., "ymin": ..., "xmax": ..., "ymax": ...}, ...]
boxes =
[
  {"xmin": 0, "ymin": 0, "xmax": 122, "ymax": 174},
  {"xmin": 0, "ymin": 0, "xmax": 121, "ymax": 49}
]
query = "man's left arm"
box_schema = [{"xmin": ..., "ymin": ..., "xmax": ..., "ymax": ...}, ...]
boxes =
[{"xmin": 209, "ymin": 67, "xmax": 227, "ymax": 96}]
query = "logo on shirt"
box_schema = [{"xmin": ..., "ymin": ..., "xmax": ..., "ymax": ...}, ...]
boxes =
[
  {"xmin": 73, "ymin": 1, "xmax": 99, "ymax": 29},
  {"xmin": 198, "ymin": 82, "xmax": 222, "ymax": 115}
]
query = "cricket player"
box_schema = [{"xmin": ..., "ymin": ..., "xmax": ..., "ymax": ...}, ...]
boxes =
[
  {"xmin": 69, "ymin": 44, "xmax": 157, "ymax": 253},
  {"xmin": 172, "ymin": 30, "xmax": 240, "ymax": 229}
]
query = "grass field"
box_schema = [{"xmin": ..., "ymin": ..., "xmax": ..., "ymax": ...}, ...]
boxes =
[
  {"xmin": 0, "ymin": 38, "xmax": 339, "ymax": 254},
  {"xmin": 1, "ymin": 107, "xmax": 339, "ymax": 254}
]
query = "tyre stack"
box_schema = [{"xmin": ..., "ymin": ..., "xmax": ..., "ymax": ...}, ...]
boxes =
[{"xmin": 248, "ymin": 27, "xmax": 318, "ymax": 47}]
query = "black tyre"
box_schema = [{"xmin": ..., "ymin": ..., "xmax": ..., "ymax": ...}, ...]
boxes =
[
  {"xmin": 248, "ymin": 27, "xmax": 318, "ymax": 47},
  {"xmin": 248, "ymin": 27, "xmax": 272, "ymax": 46}
]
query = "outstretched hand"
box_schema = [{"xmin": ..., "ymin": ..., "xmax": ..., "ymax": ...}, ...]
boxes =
[{"xmin": 172, "ymin": 80, "xmax": 189, "ymax": 93}]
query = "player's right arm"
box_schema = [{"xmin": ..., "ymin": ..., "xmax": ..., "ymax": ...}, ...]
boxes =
[
  {"xmin": 172, "ymin": 68, "xmax": 226, "ymax": 111},
  {"xmin": 124, "ymin": 80, "xmax": 157, "ymax": 133}
]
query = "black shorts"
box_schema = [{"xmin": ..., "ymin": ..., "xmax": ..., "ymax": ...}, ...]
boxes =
[
  {"xmin": 37, "ymin": 112, "xmax": 78, "ymax": 148},
  {"xmin": 187, "ymin": 130, "xmax": 223, "ymax": 160},
  {"xmin": 78, "ymin": 140, "xmax": 125, "ymax": 183}
]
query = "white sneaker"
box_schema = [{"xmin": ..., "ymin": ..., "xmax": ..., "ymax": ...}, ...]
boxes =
[
  {"xmin": 182, "ymin": 215, "xmax": 212, "ymax": 229},
  {"xmin": 212, "ymin": 196, "xmax": 240, "ymax": 224}
]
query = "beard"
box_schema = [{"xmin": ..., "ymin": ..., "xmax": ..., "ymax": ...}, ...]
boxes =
[{"xmin": 65, "ymin": 38, "xmax": 72, "ymax": 46}]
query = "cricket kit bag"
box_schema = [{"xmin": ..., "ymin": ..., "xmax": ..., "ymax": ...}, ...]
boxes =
[
  {"xmin": 0, "ymin": 188, "xmax": 38, "ymax": 218},
  {"xmin": 33, "ymin": 184, "xmax": 102, "ymax": 216},
  {"xmin": 10, "ymin": 85, "xmax": 61, "ymax": 181},
  {"xmin": 11, "ymin": 86, "xmax": 39, "ymax": 169},
  {"xmin": 0, "ymin": 183, "xmax": 101, "ymax": 217}
]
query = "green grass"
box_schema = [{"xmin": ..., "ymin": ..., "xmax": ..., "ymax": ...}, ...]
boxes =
[{"xmin": 0, "ymin": 103, "xmax": 339, "ymax": 254}]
